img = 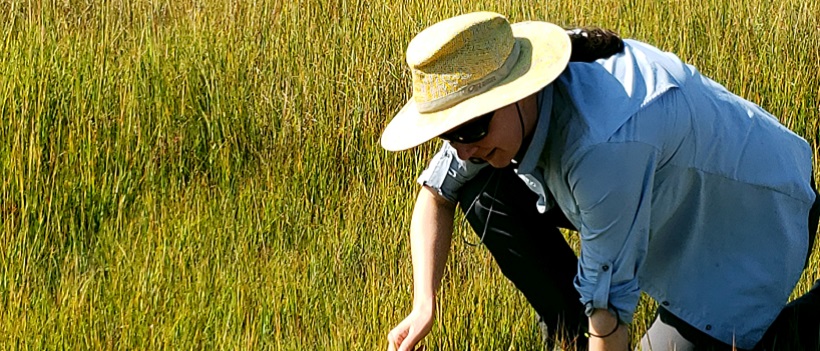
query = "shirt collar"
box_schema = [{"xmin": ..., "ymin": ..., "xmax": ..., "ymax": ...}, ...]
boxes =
[{"xmin": 516, "ymin": 84, "xmax": 554, "ymax": 175}]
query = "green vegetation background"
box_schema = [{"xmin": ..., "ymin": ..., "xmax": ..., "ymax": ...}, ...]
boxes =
[{"xmin": 1, "ymin": 0, "xmax": 817, "ymax": 349}]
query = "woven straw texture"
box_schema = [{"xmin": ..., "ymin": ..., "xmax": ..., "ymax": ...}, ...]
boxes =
[
  {"xmin": 381, "ymin": 12, "xmax": 571, "ymax": 151},
  {"xmin": 407, "ymin": 13, "xmax": 514, "ymax": 105}
]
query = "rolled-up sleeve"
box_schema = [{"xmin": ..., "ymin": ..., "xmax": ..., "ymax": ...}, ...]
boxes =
[
  {"xmin": 569, "ymin": 141, "xmax": 657, "ymax": 324},
  {"xmin": 417, "ymin": 142, "xmax": 488, "ymax": 203}
]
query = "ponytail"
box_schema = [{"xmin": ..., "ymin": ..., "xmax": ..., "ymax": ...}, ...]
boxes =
[{"xmin": 565, "ymin": 28, "xmax": 625, "ymax": 62}]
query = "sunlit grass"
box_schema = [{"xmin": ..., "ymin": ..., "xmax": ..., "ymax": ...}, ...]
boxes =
[{"xmin": 0, "ymin": 0, "xmax": 817, "ymax": 349}]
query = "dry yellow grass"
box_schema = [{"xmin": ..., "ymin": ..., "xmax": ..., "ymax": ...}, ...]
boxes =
[{"xmin": 0, "ymin": 0, "xmax": 817, "ymax": 349}]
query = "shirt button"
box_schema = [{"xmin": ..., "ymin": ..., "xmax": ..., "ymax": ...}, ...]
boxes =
[
  {"xmin": 705, "ymin": 325, "xmax": 712, "ymax": 331},
  {"xmin": 602, "ymin": 265, "xmax": 610, "ymax": 272}
]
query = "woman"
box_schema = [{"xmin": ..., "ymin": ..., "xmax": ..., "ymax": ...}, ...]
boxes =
[{"xmin": 381, "ymin": 12, "xmax": 820, "ymax": 351}]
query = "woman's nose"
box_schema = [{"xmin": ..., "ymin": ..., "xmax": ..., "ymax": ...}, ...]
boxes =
[{"xmin": 452, "ymin": 142, "xmax": 479, "ymax": 160}]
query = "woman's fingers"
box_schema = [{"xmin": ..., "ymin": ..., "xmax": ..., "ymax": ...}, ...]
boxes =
[
  {"xmin": 388, "ymin": 313, "xmax": 432, "ymax": 351},
  {"xmin": 387, "ymin": 320, "xmax": 409, "ymax": 351}
]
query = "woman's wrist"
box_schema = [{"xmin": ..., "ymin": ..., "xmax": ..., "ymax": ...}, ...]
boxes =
[
  {"xmin": 587, "ymin": 307, "xmax": 620, "ymax": 337},
  {"xmin": 587, "ymin": 308, "xmax": 629, "ymax": 351},
  {"xmin": 412, "ymin": 295, "xmax": 436, "ymax": 314}
]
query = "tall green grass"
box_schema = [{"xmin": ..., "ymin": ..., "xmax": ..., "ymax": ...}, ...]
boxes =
[{"xmin": 0, "ymin": 0, "xmax": 817, "ymax": 349}]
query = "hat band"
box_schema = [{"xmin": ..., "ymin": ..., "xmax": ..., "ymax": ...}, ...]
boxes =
[{"xmin": 416, "ymin": 41, "xmax": 521, "ymax": 113}]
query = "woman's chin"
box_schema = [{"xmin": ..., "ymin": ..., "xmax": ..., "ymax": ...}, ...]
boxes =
[{"xmin": 488, "ymin": 155, "xmax": 513, "ymax": 168}]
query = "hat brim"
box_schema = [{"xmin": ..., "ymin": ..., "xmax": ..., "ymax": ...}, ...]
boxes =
[{"xmin": 381, "ymin": 21, "xmax": 571, "ymax": 151}]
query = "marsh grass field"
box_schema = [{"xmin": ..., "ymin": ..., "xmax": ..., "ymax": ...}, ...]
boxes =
[{"xmin": 0, "ymin": 0, "xmax": 818, "ymax": 349}]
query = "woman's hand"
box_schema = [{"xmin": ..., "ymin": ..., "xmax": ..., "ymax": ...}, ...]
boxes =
[{"xmin": 387, "ymin": 302, "xmax": 435, "ymax": 351}]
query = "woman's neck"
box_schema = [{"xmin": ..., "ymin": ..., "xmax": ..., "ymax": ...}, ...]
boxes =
[{"xmin": 514, "ymin": 94, "xmax": 540, "ymax": 162}]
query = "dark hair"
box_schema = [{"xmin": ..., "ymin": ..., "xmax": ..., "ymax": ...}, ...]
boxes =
[{"xmin": 565, "ymin": 27, "xmax": 625, "ymax": 62}]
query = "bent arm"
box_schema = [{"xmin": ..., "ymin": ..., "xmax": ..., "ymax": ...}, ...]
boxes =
[
  {"xmin": 568, "ymin": 142, "xmax": 658, "ymax": 351},
  {"xmin": 389, "ymin": 143, "xmax": 485, "ymax": 351}
]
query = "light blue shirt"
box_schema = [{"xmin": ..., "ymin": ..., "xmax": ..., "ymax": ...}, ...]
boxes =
[{"xmin": 417, "ymin": 40, "xmax": 815, "ymax": 349}]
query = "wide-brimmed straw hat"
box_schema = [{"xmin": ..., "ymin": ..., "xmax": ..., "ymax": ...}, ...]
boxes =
[{"xmin": 380, "ymin": 12, "xmax": 571, "ymax": 151}]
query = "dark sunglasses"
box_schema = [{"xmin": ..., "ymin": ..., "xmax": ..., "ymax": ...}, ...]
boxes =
[{"xmin": 439, "ymin": 111, "xmax": 495, "ymax": 144}]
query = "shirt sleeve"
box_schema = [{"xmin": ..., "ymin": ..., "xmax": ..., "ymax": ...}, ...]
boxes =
[
  {"xmin": 568, "ymin": 141, "xmax": 657, "ymax": 324},
  {"xmin": 417, "ymin": 142, "xmax": 489, "ymax": 203}
]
